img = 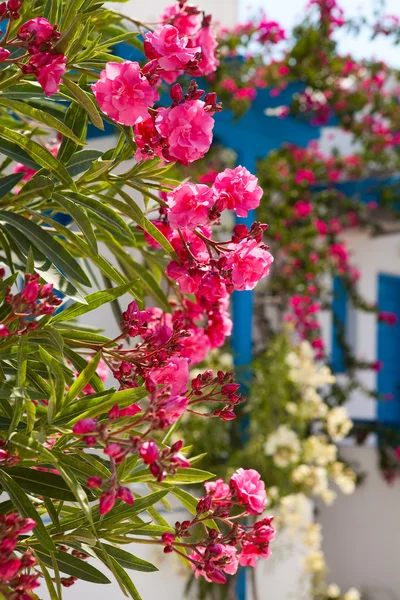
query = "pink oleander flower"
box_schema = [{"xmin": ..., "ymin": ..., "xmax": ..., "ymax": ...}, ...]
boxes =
[
  {"xmin": 191, "ymin": 545, "xmax": 238, "ymax": 583},
  {"xmin": 225, "ymin": 238, "xmax": 274, "ymax": 291},
  {"xmin": 230, "ymin": 468, "xmax": 267, "ymax": 515},
  {"xmin": 378, "ymin": 311, "xmax": 398, "ymax": 326},
  {"xmin": 213, "ymin": 166, "xmax": 263, "ymax": 217},
  {"xmin": 27, "ymin": 52, "xmax": 67, "ymax": 96},
  {"xmin": 148, "ymin": 356, "xmax": 189, "ymax": 396},
  {"xmin": 295, "ymin": 169, "xmax": 316, "ymax": 185},
  {"xmin": 166, "ymin": 182, "xmax": 216, "ymax": 229},
  {"xmin": 180, "ymin": 327, "xmax": 211, "ymax": 365},
  {"xmin": 161, "ymin": 3, "xmax": 199, "ymax": 36},
  {"xmin": 294, "ymin": 200, "xmax": 312, "ymax": 218},
  {"xmin": 166, "ymin": 261, "xmax": 203, "ymax": 294},
  {"xmin": 0, "ymin": 559, "xmax": 21, "ymax": 581},
  {"xmin": 157, "ymin": 395, "xmax": 188, "ymax": 425},
  {"xmin": 205, "ymin": 478, "xmax": 232, "ymax": 505},
  {"xmin": 196, "ymin": 26, "xmax": 219, "ymax": 75},
  {"xmin": 206, "ymin": 308, "xmax": 232, "ymax": 348},
  {"xmin": 155, "ymin": 100, "xmax": 214, "ymax": 165},
  {"xmin": 238, "ymin": 540, "xmax": 272, "ymax": 567},
  {"xmin": 144, "ymin": 25, "xmax": 200, "ymax": 72},
  {"xmin": 13, "ymin": 162, "xmax": 36, "ymax": 183},
  {"xmin": 197, "ymin": 272, "xmax": 227, "ymax": 305},
  {"xmin": 91, "ymin": 61, "xmax": 159, "ymax": 126},
  {"xmin": 17, "ymin": 17, "xmax": 56, "ymax": 45}
]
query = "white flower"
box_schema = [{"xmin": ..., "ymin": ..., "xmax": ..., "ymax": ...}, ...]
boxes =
[
  {"xmin": 287, "ymin": 341, "xmax": 336, "ymax": 389},
  {"xmin": 302, "ymin": 435, "xmax": 337, "ymax": 466},
  {"xmin": 276, "ymin": 493, "xmax": 310, "ymax": 530},
  {"xmin": 302, "ymin": 522, "xmax": 322, "ymax": 549},
  {"xmin": 320, "ymin": 488, "xmax": 337, "ymax": 505},
  {"xmin": 327, "ymin": 406, "xmax": 353, "ymax": 441},
  {"xmin": 343, "ymin": 588, "xmax": 361, "ymax": 600},
  {"xmin": 265, "ymin": 425, "xmax": 301, "ymax": 467},
  {"xmin": 327, "ymin": 584, "xmax": 341, "ymax": 598},
  {"xmin": 303, "ymin": 550, "xmax": 326, "ymax": 574}
]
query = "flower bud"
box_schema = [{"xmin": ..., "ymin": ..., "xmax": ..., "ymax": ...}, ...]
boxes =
[
  {"xmin": 86, "ymin": 476, "xmax": 102, "ymax": 489},
  {"xmin": 0, "ymin": 324, "xmax": 11, "ymax": 338},
  {"xmin": 170, "ymin": 83, "xmax": 183, "ymax": 102},
  {"xmin": 161, "ymin": 532, "xmax": 175, "ymax": 545},
  {"xmin": 139, "ymin": 440, "xmax": 159, "ymax": 464},
  {"xmin": 72, "ymin": 418, "xmax": 98, "ymax": 435},
  {"xmin": 20, "ymin": 281, "xmax": 39, "ymax": 304},
  {"xmin": 117, "ymin": 486, "xmax": 134, "ymax": 505},
  {"xmin": 99, "ymin": 490, "xmax": 117, "ymax": 515},
  {"xmin": 0, "ymin": 48, "xmax": 10, "ymax": 61}
]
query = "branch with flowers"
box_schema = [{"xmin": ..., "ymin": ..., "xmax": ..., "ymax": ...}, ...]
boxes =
[
  {"xmin": 194, "ymin": 0, "xmax": 400, "ymax": 479},
  {"xmin": 0, "ymin": 0, "xmax": 280, "ymax": 598}
]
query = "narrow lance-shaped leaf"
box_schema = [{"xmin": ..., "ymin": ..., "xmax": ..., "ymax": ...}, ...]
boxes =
[
  {"xmin": 0, "ymin": 211, "xmax": 91, "ymax": 287},
  {"xmin": 0, "ymin": 126, "xmax": 75, "ymax": 189},
  {"xmin": 35, "ymin": 549, "xmax": 111, "ymax": 584},
  {"xmin": 53, "ymin": 193, "xmax": 98, "ymax": 255},
  {"xmin": 0, "ymin": 469, "xmax": 56, "ymax": 551},
  {"xmin": 0, "ymin": 98, "xmax": 84, "ymax": 145},
  {"xmin": 62, "ymin": 352, "xmax": 101, "ymax": 408},
  {"xmin": 62, "ymin": 78, "xmax": 104, "ymax": 130},
  {"xmin": 51, "ymin": 281, "xmax": 136, "ymax": 324}
]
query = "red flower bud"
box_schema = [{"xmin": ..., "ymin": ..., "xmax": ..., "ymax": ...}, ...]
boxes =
[
  {"xmin": 99, "ymin": 490, "xmax": 117, "ymax": 515},
  {"xmin": 161, "ymin": 532, "xmax": 175, "ymax": 545},
  {"xmin": 117, "ymin": 486, "xmax": 134, "ymax": 505},
  {"xmin": 0, "ymin": 324, "xmax": 11, "ymax": 338},
  {"xmin": 139, "ymin": 440, "xmax": 159, "ymax": 464},
  {"xmin": 170, "ymin": 83, "xmax": 183, "ymax": 102},
  {"xmin": 86, "ymin": 476, "xmax": 102, "ymax": 489},
  {"xmin": 0, "ymin": 48, "xmax": 10, "ymax": 61},
  {"xmin": 21, "ymin": 281, "xmax": 39, "ymax": 304},
  {"xmin": 72, "ymin": 418, "xmax": 98, "ymax": 435}
]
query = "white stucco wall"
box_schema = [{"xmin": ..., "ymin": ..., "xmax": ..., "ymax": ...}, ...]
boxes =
[
  {"xmin": 319, "ymin": 446, "xmax": 400, "ymax": 600},
  {"xmin": 108, "ymin": 0, "xmax": 238, "ymax": 27}
]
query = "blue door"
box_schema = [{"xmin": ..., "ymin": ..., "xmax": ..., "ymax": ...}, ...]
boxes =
[{"xmin": 377, "ymin": 273, "xmax": 400, "ymax": 424}]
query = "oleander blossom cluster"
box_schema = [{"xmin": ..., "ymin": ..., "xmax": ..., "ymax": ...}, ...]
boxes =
[
  {"xmin": 90, "ymin": 1, "xmax": 220, "ymax": 165},
  {"xmin": 0, "ymin": 4, "xmax": 67, "ymax": 95},
  {"xmin": 0, "ymin": 0, "xmax": 277, "ymax": 590},
  {"xmin": 0, "ymin": 272, "xmax": 62, "ymax": 338},
  {"xmin": 0, "ymin": 514, "xmax": 38, "ymax": 598},
  {"xmin": 158, "ymin": 469, "xmax": 275, "ymax": 583}
]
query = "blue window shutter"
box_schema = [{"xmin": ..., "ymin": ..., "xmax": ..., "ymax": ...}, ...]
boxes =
[
  {"xmin": 377, "ymin": 274, "xmax": 400, "ymax": 425},
  {"xmin": 331, "ymin": 276, "xmax": 348, "ymax": 373}
]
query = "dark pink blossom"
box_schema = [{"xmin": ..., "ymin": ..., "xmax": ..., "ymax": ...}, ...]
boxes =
[{"xmin": 92, "ymin": 61, "xmax": 159, "ymax": 126}]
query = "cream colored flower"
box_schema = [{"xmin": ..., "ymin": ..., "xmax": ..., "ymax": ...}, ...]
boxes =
[
  {"xmin": 327, "ymin": 406, "xmax": 353, "ymax": 441},
  {"xmin": 276, "ymin": 493, "xmax": 309, "ymax": 530},
  {"xmin": 302, "ymin": 522, "xmax": 322, "ymax": 549},
  {"xmin": 287, "ymin": 341, "xmax": 336, "ymax": 389},
  {"xmin": 303, "ymin": 550, "xmax": 326, "ymax": 574},
  {"xmin": 265, "ymin": 425, "xmax": 301, "ymax": 467},
  {"xmin": 320, "ymin": 488, "xmax": 337, "ymax": 505},
  {"xmin": 343, "ymin": 588, "xmax": 361, "ymax": 600},
  {"xmin": 302, "ymin": 435, "xmax": 337, "ymax": 466},
  {"xmin": 327, "ymin": 583, "xmax": 341, "ymax": 598}
]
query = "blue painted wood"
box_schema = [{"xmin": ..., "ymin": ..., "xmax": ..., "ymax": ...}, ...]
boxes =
[
  {"xmin": 331, "ymin": 277, "xmax": 348, "ymax": 373},
  {"xmin": 377, "ymin": 273, "xmax": 400, "ymax": 425}
]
